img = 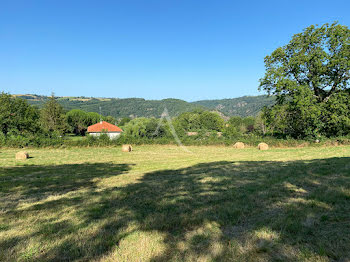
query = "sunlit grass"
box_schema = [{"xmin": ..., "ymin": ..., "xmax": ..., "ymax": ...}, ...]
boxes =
[{"xmin": 0, "ymin": 145, "xmax": 349, "ymax": 261}]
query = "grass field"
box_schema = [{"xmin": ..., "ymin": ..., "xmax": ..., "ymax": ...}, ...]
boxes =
[{"xmin": 1, "ymin": 145, "xmax": 350, "ymax": 261}]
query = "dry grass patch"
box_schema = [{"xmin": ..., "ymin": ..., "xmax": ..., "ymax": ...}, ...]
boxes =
[{"xmin": 0, "ymin": 145, "xmax": 349, "ymax": 261}]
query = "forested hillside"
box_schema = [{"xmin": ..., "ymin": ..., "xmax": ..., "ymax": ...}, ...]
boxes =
[
  {"xmin": 193, "ymin": 95, "xmax": 276, "ymax": 117},
  {"xmin": 15, "ymin": 95, "xmax": 206, "ymax": 118},
  {"xmin": 14, "ymin": 94, "xmax": 274, "ymax": 118}
]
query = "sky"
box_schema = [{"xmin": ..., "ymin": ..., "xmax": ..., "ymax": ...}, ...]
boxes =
[{"xmin": 1, "ymin": 0, "xmax": 350, "ymax": 101}]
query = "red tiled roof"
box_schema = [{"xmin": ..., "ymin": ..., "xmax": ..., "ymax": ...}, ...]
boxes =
[{"xmin": 87, "ymin": 121, "xmax": 123, "ymax": 133}]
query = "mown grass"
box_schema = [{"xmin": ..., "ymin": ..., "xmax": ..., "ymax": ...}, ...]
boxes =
[{"xmin": 0, "ymin": 145, "xmax": 349, "ymax": 261}]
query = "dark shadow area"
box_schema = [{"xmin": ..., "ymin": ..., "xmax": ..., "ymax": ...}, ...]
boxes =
[
  {"xmin": 0, "ymin": 163, "xmax": 133, "ymax": 208},
  {"xmin": 1, "ymin": 158, "xmax": 350, "ymax": 261}
]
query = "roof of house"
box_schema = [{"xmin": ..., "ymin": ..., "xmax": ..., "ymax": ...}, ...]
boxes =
[{"xmin": 87, "ymin": 121, "xmax": 123, "ymax": 133}]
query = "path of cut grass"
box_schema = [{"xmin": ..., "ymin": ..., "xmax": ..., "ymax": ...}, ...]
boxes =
[{"xmin": 0, "ymin": 145, "xmax": 349, "ymax": 261}]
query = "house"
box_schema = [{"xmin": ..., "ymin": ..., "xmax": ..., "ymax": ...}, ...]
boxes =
[{"xmin": 87, "ymin": 121, "xmax": 123, "ymax": 139}]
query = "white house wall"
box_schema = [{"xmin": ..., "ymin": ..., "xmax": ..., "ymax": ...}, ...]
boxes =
[{"xmin": 89, "ymin": 132, "xmax": 121, "ymax": 139}]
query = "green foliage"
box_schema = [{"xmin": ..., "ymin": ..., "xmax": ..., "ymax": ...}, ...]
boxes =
[
  {"xmin": 254, "ymin": 112, "xmax": 267, "ymax": 135},
  {"xmin": 67, "ymin": 109, "xmax": 89, "ymax": 135},
  {"xmin": 322, "ymin": 92, "xmax": 350, "ymax": 136},
  {"xmin": 199, "ymin": 111, "xmax": 224, "ymax": 131},
  {"xmin": 226, "ymin": 116, "xmax": 256, "ymax": 135},
  {"xmin": 103, "ymin": 116, "xmax": 117, "ymax": 125},
  {"xmin": 260, "ymin": 22, "xmax": 350, "ymax": 138},
  {"xmin": 175, "ymin": 110, "xmax": 225, "ymax": 132},
  {"xmin": 122, "ymin": 118, "xmax": 149, "ymax": 138},
  {"xmin": 193, "ymin": 95, "xmax": 276, "ymax": 117},
  {"xmin": 86, "ymin": 112, "xmax": 101, "ymax": 126},
  {"xmin": 66, "ymin": 109, "xmax": 112, "ymax": 136},
  {"xmin": 18, "ymin": 94, "xmax": 276, "ymax": 118},
  {"xmin": 145, "ymin": 118, "xmax": 166, "ymax": 138},
  {"xmin": 122, "ymin": 118, "xmax": 167, "ymax": 139},
  {"xmin": 97, "ymin": 133, "xmax": 111, "ymax": 144},
  {"xmin": 40, "ymin": 94, "xmax": 68, "ymax": 135},
  {"xmin": 118, "ymin": 117, "xmax": 131, "ymax": 127},
  {"xmin": 21, "ymin": 96, "xmax": 206, "ymax": 118},
  {"xmin": 0, "ymin": 93, "xmax": 41, "ymax": 136},
  {"xmin": 222, "ymin": 124, "xmax": 240, "ymax": 139},
  {"xmin": 175, "ymin": 112, "xmax": 201, "ymax": 131}
]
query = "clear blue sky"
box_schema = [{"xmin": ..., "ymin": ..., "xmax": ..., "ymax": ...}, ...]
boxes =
[{"xmin": 1, "ymin": 0, "xmax": 350, "ymax": 101}]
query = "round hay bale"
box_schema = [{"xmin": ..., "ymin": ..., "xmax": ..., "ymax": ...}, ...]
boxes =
[
  {"xmin": 233, "ymin": 142, "xmax": 245, "ymax": 149},
  {"xmin": 16, "ymin": 151, "xmax": 29, "ymax": 160},
  {"xmin": 122, "ymin": 144, "xmax": 132, "ymax": 152},
  {"xmin": 258, "ymin": 143, "xmax": 269, "ymax": 150}
]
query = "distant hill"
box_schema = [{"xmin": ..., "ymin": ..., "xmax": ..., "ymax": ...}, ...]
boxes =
[
  {"xmin": 16, "ymin": 95, "xmax": 206, "ymax": 118},
  {"xmin": 14, "ymin": 94, "xmax": 276, "ymax": 119},
  {"xmin": 192, "ymin": 95, "xmax": 276, "ymax": 117}
]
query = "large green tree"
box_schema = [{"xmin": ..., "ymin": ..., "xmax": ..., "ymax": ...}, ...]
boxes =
[
  {"xmin": 199, "ymin": 111, "xmax": 225, "ymax": 132},
  {"xmin": 0, "ymin": 93, "xmax": 41, "ymax": 135},
  {"xmin": 175, "ymin": 110, "xmax": 225, "ymax": 132},
  {"xmin": 86, "ymin": 112, "xmax": 101, "ymax": 126},
  {"xmin": 66, "ymin": 109, "xmax": 88, "ymax": 135},
  {"xmin": 40, "ymin": 94, "xmax": 68, "ymax": 135},
  {"xmin": 260, "ymin": 23, "xmax": 350, "ymax": 137}
]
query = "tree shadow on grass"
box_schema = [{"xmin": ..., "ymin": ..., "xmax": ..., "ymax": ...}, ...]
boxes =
[
  {"xmin": 0, "ymin": 162, "xmax": 133, "ymax": 208},
  {"xmin": 1, "ymin": 158, "xmax": 350, "ymax": 261}
]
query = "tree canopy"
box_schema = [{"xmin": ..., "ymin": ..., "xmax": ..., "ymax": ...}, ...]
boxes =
[
  {"xmin": 40, "ymin": 94, "xmax": 68, "ymax": 135},
  {"xmin": 260, "ymin": 22, "xmax": 350, "ymax": 102},
  {"xmin": 0, "ymin": 93, "xmax": 40, "ymax": 136},
  {"xmin": 260, "ymin": 23, "xmax": 350, "ymax": 138}
]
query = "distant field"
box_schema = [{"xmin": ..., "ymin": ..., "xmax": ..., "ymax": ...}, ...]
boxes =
[{"xmin": 1, "ymin": 146, "xmax": 349, "ymax": 261}]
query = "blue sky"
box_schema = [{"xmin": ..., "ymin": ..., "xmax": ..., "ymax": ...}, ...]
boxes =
[{"xmin": 1, "ymin": 0, "xmax": 350, "ymax": 101}]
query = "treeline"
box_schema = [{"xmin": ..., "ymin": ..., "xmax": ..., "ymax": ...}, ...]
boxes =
[
  {"xmin": 120, "ymin": 110, "xmax": 262, "ymax": 139},
  {"xmin": 0, "ymin": 92, "xmax": 270, "ymax": 147},
  {"xmin": 0, "ymin": 93, "xmax": 119, "ymax": 147},
  {"xmin": 17, "ymin": 94, "xmax": 275, "ymax": 119},
  {"xmin": 1, "ymin": 91, "xmax": 350, "ymax": 148},
  {"xmin": 193, "ymin": 95, "xmax": 276, "ymax": 117},
  {"xmin": 18, "ymin": 95, "xmax": 206, "ymax": 118}
]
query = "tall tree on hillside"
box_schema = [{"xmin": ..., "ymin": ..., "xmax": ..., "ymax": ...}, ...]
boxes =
[
  {"xmin": 40, "ymin": 94, "xmax": 68, "ymax": 135},
  {"xmin": 260, "ymin": 22, "xmax": 350, "ymax": 137}
]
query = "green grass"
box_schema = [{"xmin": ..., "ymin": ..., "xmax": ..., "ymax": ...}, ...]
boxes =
[{"xmin": 0, "ymin": 145, "xmax": 349, "ymax": 261}]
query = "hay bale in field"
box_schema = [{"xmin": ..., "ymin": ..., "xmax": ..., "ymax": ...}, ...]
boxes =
[
  {"xmin": 122, "ymin": 144, "xmax": 132, "ymax": 152},
  {"xmin": 16, "ymin": 151, "xmax": 29, "ymax": 160},
  {"xmin": 233, "ymin": 142, "xmax": 245, "ymax": 149},
  {"xmin": 258, "ymin": 143, "xmax": 269, "ymax": 150}
]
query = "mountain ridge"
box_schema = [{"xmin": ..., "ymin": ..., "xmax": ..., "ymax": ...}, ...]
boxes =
[
  {"xmin": 193, "ymin": 95, "xmax": 276, "ymax": 117},
  {"xmin": 13, "ymin": 94, "xmax": 276, "ymax": 119}
]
